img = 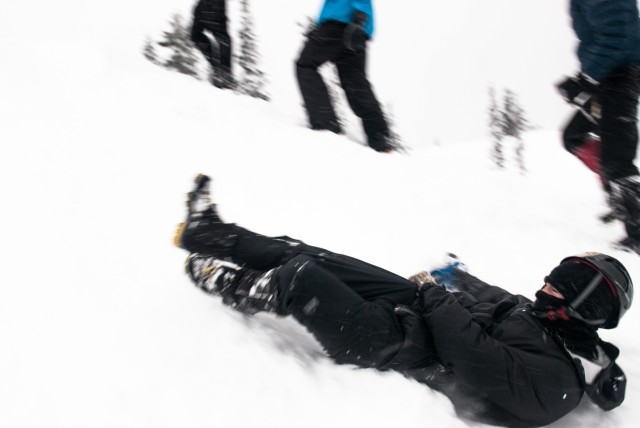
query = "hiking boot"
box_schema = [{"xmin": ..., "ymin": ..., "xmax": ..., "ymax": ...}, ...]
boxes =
[
  {"xmin": 610, "ymin": 175, "xmax": 640, "ymax": 240},
  {"xmin": 311, "ymin": 119, "xmax": 342, "ymax": 134},
  {"xmin": 173, "ymin": 174, "xmax": 237, "ymax": 257},
  {"xmin": 213, "ymin": 68, "xmax": 236, "ymax": 90},
  {"xmin": 185, "ymin": 253, "xmax": 240, "ymax": 295},
  {"xmin": 185, "ymin": 254, "xmax": 281, "ymax": 314},
  {"xmin": 367, "ymin": 132, "xmax": 393, "ymax": 152}
]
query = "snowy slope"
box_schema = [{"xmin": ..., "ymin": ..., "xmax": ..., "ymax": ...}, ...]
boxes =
[{"xmin": 1, "ymin": 1, "xmax": 639, "ymax": 427}]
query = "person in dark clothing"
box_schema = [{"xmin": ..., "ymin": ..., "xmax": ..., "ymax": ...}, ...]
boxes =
[
  {"xmin": 296, "ymin": 0, "xmax": 392, "ymax": 152},
  {"xmin": 174, "ymin": 174, "xmax": 634, "ymax": 428},
  {"xmin": 557, "ymin": 0, "xmax": 640, "ymax": 254},
  {"xmin": 190, "ymin": 0, "xmax": 234, "ymax": 89}
]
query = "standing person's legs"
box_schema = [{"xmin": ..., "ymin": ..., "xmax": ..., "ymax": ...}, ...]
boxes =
[
  {"xmin": 295, "ymin": 22, "xmax": 344, "ymax": 134},
  {"xmin": 598, "ymin": 65, "xmax": 640, "ymax": 181},
  {"xmin": 210, "ymin": 0, "xmax": 231, "ymax": 75},
  {"xmin": 335, "ymin": 46, "xmax": 389, "ymax": 151},
  {"xmin": 599, "ymin": 65, "xmax": 640, "ymax": 241}
]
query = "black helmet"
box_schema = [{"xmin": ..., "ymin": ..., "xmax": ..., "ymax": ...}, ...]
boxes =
[{"xmin": 557, "ymin": 253, "xmax": 633, "ymax": 329}]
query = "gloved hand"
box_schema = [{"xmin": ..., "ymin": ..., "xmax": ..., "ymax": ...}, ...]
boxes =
[
  {"xmin": 556, "ymin": 73, "xmax": 599, "ymax": 108},
  {"xmin": 343, "ymin": 11, "xmax": 368, "ymax": 51}
]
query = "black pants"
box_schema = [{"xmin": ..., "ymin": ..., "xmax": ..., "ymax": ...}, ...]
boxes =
[
  {"xmin": 227, "ymin": 225, "xmax": 420, "ymax": 368},
  {"xmin": 296, "ymin": 21, "xmax": 389, "ymax": 149},
  {"xmin": 191, "ymin": 0, "xmax": 232, "ymax": 73},
  {"xmin": 562, "ymin": 64, "xmax": 640, "ymax": 181}
]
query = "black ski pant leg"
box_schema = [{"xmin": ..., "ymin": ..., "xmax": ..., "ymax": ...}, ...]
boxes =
[
  {"xmin": 191, "ymin": 18, "xmax": 215, "ymax": 66},
  {"xmin": 295, "ymin": 22, "xmax": 343, "ymax": 132},
  {"xmin": 562, "ymin": 110, "xmax": 595, "ymax": 155},
  {"xmin": 598, "ymin": 64, "xmax": 640, "ymax": 181},
  {"xmin": 210, "ymin": 21, "xmax": 232, "ymax": 72},
  {"xmin": 272, "ymin": 254, "xmax": 413, "ymax": 368},
  {"xmin": 335, "ymin": 44, "xmax": 388, "ymax": 145},
  {"xmin": 231, "ymin": 225, "xmax": 419, "ymax": 306}
]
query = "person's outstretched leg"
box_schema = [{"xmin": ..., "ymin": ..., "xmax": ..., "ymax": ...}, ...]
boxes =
[
  {"xmin": 185, "ymin": 252, "xmax": 434, "ymax": 369},
  {"xmin": 174, "ymin": 174, "xmax": 418, "ymax": 303}
]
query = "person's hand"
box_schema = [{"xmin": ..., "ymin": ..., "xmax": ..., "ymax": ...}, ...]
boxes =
[
  {"xmin": 343, "ymin": 11, "xmax": 368, "ymax": 51},
  {"xmin": 556, "ymin": 73, "xmax": 599, "ymax": 108}
]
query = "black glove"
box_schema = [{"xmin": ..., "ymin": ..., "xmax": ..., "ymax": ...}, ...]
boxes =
[
  {"xmin": 556, "ymin": 73, "xmax": 599, "ymax": 108},
  {"xmin": 587, "ymin": 363, "xmax": 626, "ymax": 411},
  {"xmin": 344, "ymin": 11, "xmax": 368, "ymax": 51}
]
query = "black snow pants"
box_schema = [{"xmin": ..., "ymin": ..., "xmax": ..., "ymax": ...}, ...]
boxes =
[
  {"xmin": 191, "ymin": 0, "xmax": 232, "ymax": 73},
  {"xmin": 562, "ymin": 64, "xmax": 640, "ymax": 182},
  {"xmin": 225, "ymin": 225, "xmax": 434, "ymax": 370},
  {"xmin": 295, "ymin": 21, "xmax": 389, "ymax": 150}
]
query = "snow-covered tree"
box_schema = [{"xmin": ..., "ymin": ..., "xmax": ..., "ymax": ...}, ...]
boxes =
[
  {"xmin": 237, "ymin": 0, "xmax": 269, "ymax": 101},
  {"xmin": 157, "ymin": 14, "xmax": 200, "ymax": 79},
  {"xmin": 488, "ymin": 86, "xmax": 505, "ymax": 169},
  {"xmin": 502, "ymin": 89, "xmax": 529, "ymax": 174},
  {"xmin": 142, "ymin": 37, "xmax": 159, "ymax": 65},
  {"xmin": 488, "ymin": 87, "xmax": 530, "ymax": 173}
]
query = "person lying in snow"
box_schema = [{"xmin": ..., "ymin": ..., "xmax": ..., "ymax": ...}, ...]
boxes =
[{"xmin": 173, "ymin": 174, "xmax": 633, "ymax": 428}]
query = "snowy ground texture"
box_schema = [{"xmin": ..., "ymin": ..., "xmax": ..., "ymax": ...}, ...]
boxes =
[{"xmin": 1, "ymin": 1, "xmax": 639, "ymax": 427}]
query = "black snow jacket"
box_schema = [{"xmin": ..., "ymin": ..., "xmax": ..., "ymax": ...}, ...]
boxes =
[{"xmin": 391, "ymin": 271, "xmax": 624, "ymax": 427}]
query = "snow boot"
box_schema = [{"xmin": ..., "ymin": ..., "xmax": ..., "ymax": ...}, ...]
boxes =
[
  {"xmin": 367, "ymin": 132, "xmax": 394, "ymax": 153},
  {"xmin": 610, "ymin": 175, "xmax": 640, "ymax": 245},
  {"xmin": 185, "ymin": 253, "xmax": 281, "ymax": 314},
  {"xmin": 173, "ymin": 174, "xmax": 237, "ymax": 258},
  {"xmin": 212, "ymin": 67, "xmax": 236, "ymax": 90}
]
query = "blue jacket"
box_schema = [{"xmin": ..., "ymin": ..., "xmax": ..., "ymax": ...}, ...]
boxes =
[
  {"xmin": 317, "ymin": 0, "xmax": 375, "ymax": 38},
  {"xmin": 571, "ymin": 0, "xmax": 640, "ymax": 81}
]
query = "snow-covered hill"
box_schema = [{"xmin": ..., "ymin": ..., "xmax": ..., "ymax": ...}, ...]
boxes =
[{"xmin": 1, "ymin": 1, "xmax": 638, "ymax": 427}]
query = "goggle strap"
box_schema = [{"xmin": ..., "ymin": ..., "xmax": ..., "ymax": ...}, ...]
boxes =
[{"xmin": 569, "ymin": 272, "xmax": 604, "ymax": 310}]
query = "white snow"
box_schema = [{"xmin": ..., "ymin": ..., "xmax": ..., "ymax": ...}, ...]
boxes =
[{"xmin": 1, "ymin": 1, "xmax": 638, "ymax": 427}]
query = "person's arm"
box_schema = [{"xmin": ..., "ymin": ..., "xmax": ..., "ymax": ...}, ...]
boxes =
[
  {"xmin": 453, "ymin": 270, "xmax": 527, "ymax": 304},
  {"xmin": 580, "ymin": 0, "xmax": 640, "ymax": 81},
  {"xmin": 420, "ymin": 285, "xmax": 578, "ymax": 425}
]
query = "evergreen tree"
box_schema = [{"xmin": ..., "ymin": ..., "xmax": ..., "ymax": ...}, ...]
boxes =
[
  {"xmin": 501, "ymin": 89, "xmax": 529, "ymax": 174},
  {"xmin": 142, "ymin": 37, "xmax": 159, "ymax": 64},
  {"xmin": 237, "ymin": 0, "xmax": 269, "ymax": 100},
  {"xmin": 488, "ymin": 86, "xmax": 505, "ymax": 169},
  {"xmin": 157, "ymin": 14, "xmax": 201, "ymax": 79}
]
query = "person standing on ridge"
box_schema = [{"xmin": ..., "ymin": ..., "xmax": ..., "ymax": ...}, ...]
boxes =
[
  {"xmin": 296, "ymin": 0, "xmax": 393, "ymax": 152},
  {"xmin": 191, "ymin": 0, "xmax": 235, "ymax": 89}
]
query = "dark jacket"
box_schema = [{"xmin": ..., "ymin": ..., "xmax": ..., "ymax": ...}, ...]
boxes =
[
  {"xmin": 571, "ymin": 0, "xmax": 640, "ymax": 81},
  {"xmin": 390, "ymin": 271, "xmax": 624, "ymax": 427}
]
